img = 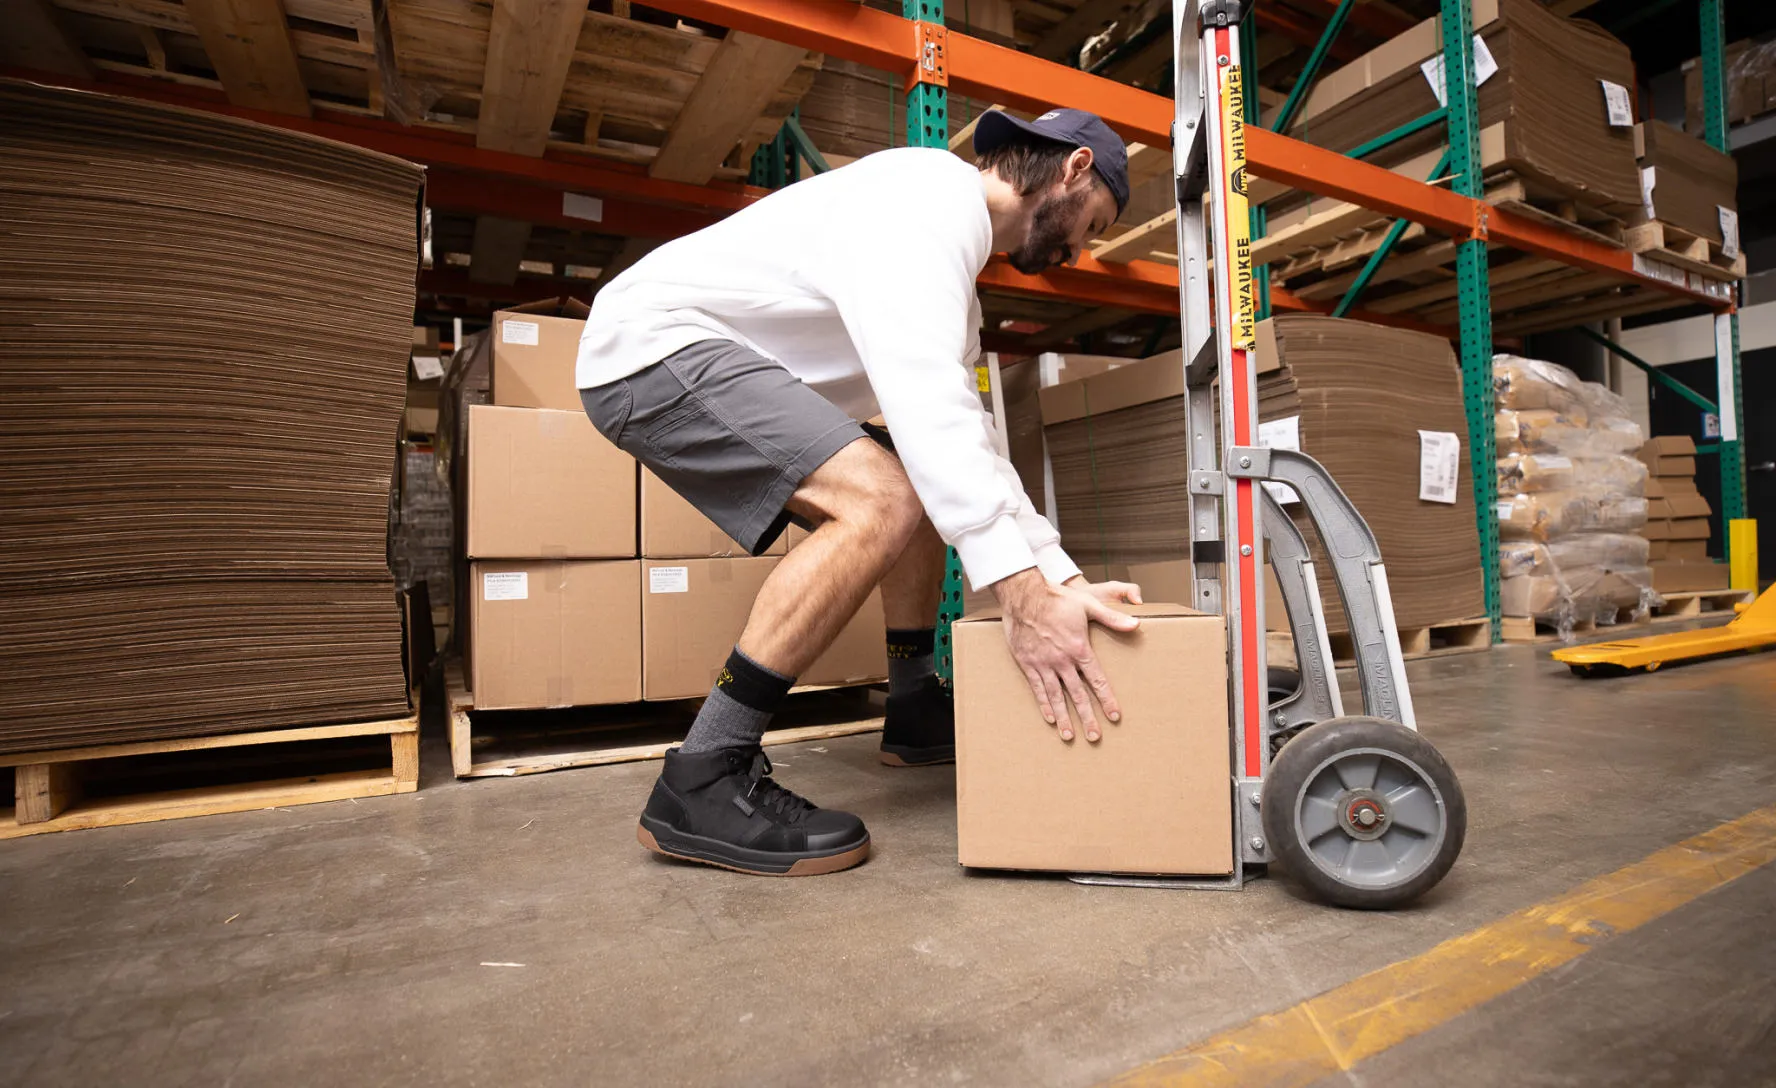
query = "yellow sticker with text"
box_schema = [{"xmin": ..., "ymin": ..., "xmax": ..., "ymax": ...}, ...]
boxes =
[
  {"xmin": 1222, "ymin": 63, "xmax": 1255, "ymax": 351},
  {"xmin": 976, "ymin": 365, "xmax": 991, "ymax": 392}
]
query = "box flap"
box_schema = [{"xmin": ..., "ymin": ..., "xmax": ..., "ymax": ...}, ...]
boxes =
[{"xmin": 496, "ymin": 297, "xmax": 592, "ymax": 321}]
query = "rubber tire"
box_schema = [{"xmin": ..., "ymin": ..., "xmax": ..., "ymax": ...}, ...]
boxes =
[{"xmin": 1262, "ymin": 716, "xmax": 1466, "ymax": 910}]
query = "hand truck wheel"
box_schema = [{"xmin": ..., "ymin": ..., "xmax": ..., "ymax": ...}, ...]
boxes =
[{"xmin": 1261, "ymin": 716, "xmax": 1466, "ymax": 910}]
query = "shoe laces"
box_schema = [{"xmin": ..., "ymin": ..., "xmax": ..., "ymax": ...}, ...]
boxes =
[{"xmin": 732, "ymin": 749, "xmax": 814, "ymax": 824}]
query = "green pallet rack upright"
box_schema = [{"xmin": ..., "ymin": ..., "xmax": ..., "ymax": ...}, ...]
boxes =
[{"xmin": 1701, "ymin": 0, "xmax": 1748, "ymax": 535}]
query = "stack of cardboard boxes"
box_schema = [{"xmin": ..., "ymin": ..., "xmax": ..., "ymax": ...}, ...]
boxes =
[
  {"xmin": 463, "ymin": 303, "xmax": 886, "ymax": 713},
  {"xmin": 1639, "ymin": 436, "xmax": 1730, "ymax": 593},
  {"xmin": 405, "ymin": 326, "xmax": 445, "ymax": 439}
]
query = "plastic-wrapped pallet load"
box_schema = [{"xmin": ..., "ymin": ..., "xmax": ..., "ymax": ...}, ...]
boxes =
[{"xmin": 1494, "ymin": 355, "xmax": 1658, "ymax": 636}]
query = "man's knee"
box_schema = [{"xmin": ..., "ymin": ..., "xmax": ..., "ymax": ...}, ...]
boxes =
[{"xmin": 795, "ymin": 439, "xmax": 922, "ymax": 547}]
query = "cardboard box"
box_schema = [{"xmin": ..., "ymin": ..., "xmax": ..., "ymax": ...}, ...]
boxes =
[
  {"xmin": 1666, "ymin": 490, "xmax": 1712, "ymax": 519},
  {"xmin": 469, "ymin": 560, "xmax": 641, "ymax": 709},
  {"xmin": 413, "ymin": 325, "xmax": 439, "ymax": 349},
  {"xmin": 1644, "ymin": 475, "xmax": 1667, "ymax": 500},
  {"xmin": 1039, "ymin": 332, "xmax": 1278, "ymax": 426},
  {"xmin": 492, "ymin": 298, "xmax": 592, "ymax": 410},
  {"xmin": 467, "ymin": 404, "xmax": 637, "ymax": 558},
  {"xmin": 403, "ymin": 405, "xmax": 439, "ymax": 437},
  {"xmin": 1646, "ymin": 539, "xmax": 1669, "ymax": 561},
  {"xmin": 1667, "ymin": 539, "xmax": 1709, "ymax": 562},
  {"xmin": 1651, "ymin": 561, "xmax": 1730, "ymax": 593},
  {"xmin": 640, "ymin": 558, "xmax": 886, "ymax": 700},
  {"xmin": 1644, "ymin": 497, "xmax": 1675, "ymax": 521},
  {"xmin": 1641, "ymin": 435, "xmax": 1698, "ymax": 457},
  {"xmin": 1667, "ymin": 517, "xmax": 1710, "ymax": 541},
  {"xmin": 1642, "ymin": 519, "xmax": 1672, "ymax": 541},
  {"xmin": 1647, "ymin": 456, "xmax": 1697, "ymax": 478},
  {"xmin": 953, "ymin": 603, "xmax": 1232, "ymax": 876},
  {"xmin": 641, "ymin": 469, "xmax": 785, "ymax": 558}
]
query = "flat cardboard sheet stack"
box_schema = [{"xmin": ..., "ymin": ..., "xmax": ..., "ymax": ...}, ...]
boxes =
[
  {"xmin": 1637, "ymin": 436, "xmax": 1729, "ymax": 593},
  {"xmin": 1634, "ymin": 121, "xmax": 1739, "ymax": 244},
  {"xmin": 1041, "ymin": 316, "xmax": 1485, "ymax": 633},
  {"xmin": 0, "ymin": 80, "xmax": 422, "ymax": 754},
  {"xmin": 1278, "ymin": 0, "xmax": 1641, "ymax": 217}
]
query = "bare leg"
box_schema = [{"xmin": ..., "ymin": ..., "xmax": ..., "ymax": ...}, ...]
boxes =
[
  {"xmin": 879, "ymin": 514, "xmax": 947, "ymax": 630},
  {"xmin": 734, "ymin": 438, "xmax": 923, "ymax": 677}
]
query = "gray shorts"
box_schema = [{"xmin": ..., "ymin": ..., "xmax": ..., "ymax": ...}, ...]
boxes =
[{"xmin": 580, "ymin": 340, "xmax": 880, "ymax": 555}]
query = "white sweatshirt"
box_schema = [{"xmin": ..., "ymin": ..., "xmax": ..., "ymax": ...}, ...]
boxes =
[{"xmin": 576, "ymin": 147, "xmax": 1080, "ymax": 591}]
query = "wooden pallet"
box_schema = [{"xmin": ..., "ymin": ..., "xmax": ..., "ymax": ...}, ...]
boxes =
[
  {"xmin": 1624, "ymin": 219, "xmax": 1747, "ymax": 283},
  {"xmin": 1326, "ymin": 616, "xmax": 1493, "ymax": 668},
  {"xmin": 1501, "ymin": 589, "xmax": 1751, "ymax": 643},
  {"xmin": 444, "ymin": 665, "xmax": 883, "ymax": 778},
  {"xmin": 0, "ymin": 712, "xmax": 419, "ymax": 839}
]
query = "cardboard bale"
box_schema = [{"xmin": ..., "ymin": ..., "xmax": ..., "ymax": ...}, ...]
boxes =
[
  {"xmin": 1684, "ymin": 39, "xmax": 1776, "ymax": 132},
  {"xmin": 953, "ymin": 604, "xmax": 1232, "ymax": 876},
  {"xmin": 1635, "ymin": 120, "xmax": 1738, "ymax": 242},
  {"xmin": 642, "ymin": 469, "xmax": 784, "ymax": 558},
  {"xmin": 0, "ymin": 80, "xmax": 421, "ymax": 752},
  {"xmin": 1281, "ymin": 0, "xmax": 1642, "ymax": 217},
  {"xmin": 469, "ymin": 560, "xmax": 641, "ymax": 709},
  {"xmin": 492, "ymin": 299, "xmax": 592, "ymax": 410},
  {"xmin": 467, "ymin": 404, "xmax": 637, "ymax": 559},
  {"xmin": 641, "ymin": 558, "xmax": 886, "ymax": 700},
  {"xmin": 1651, "ymin": 561, "xmax": 1731, "ymax": 593}
]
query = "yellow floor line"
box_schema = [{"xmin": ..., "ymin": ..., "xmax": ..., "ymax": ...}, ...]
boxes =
[{"xmin": 1101, "ymin": 802, "xmax": 1776, "ymax": 1088}]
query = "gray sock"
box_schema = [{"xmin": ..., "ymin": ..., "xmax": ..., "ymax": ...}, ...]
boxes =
[
  {"xmin": 679, "ymin": 647, "xmax": 794, "ymax": 753},
  {"xmin": 886, "ymin": 627, "xmax": 937, "ymax": 695}
]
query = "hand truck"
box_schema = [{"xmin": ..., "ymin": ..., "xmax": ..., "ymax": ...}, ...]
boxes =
[{"xmin": 1078, "ymin": 0, "xmax": 1467, "ymax": 908}]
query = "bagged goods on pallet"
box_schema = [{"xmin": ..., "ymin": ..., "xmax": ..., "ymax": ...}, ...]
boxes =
[
  {"xmin": 1274, "ymin": 0, "xmax": 1642, "ymax": 218},
  {"xmin": 1493, "ymin": 355, "xmax": 1657, "ymax": 636},
  {"xmin": 0, "ymin": 80, "xmax": 421, "ymax": 753}
]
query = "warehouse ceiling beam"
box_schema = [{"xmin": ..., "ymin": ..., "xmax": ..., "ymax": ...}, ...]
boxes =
[
  {"xmin": 1030, "ymin": 0, "xmax": 1134, "ymax": 63},
  {"xmin": 650, "ymin": 31, "xmax": 810, "ymax": 184},
  {"xmin": 473, "ymin": 0, "xmax": 592, "ymax": 285},
  {"xmin": 420, "ymin": 267, "xmax": 593, "ymax": 305},
  {"xmin": 0, "ymin": 0, "xmax": 95, "ymax": 79},
  {"xmin": 182, "ymin": 0, "xmax": 311, "ymax": 117},
  {"xmin": 425, "ymin": 169, "xmax": 720, "ymax": 239}
]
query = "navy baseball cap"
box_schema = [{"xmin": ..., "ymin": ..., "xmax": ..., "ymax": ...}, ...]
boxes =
[{"xmin": 973, "ymin": 107, "xmax": 1130, "ymax": 216}]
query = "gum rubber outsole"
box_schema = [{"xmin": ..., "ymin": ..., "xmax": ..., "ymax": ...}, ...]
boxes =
[{"xmin": 637, "ymin": 825, "xmax": 871, "ymax": 876}]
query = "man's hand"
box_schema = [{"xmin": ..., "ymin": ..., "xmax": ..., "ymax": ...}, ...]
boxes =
[
  {"xmin": 990, "ymin": 569, "xmax": 1140, "ymax": 742},
  {"xmin": 1064, "ymin": 574, "xmax": 1143, "ymax": 608}
]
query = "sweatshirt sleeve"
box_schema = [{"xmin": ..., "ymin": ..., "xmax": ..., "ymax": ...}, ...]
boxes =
[{"xmin": 809, "ymin": 157, "xmax": 1037, "ymax": 591}]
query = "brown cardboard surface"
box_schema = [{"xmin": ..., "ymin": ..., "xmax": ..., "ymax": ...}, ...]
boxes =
[
  {"xmin": 1666, "ymin": 490, "xmax": 1712, "ymax": 519},
  {"xmin": 467, "ymin": 405, "xmax": 637, "ymax": 558},
  {"xmin": 492, "ymin": 299, "xmax": 592, "ymax": 410},
  {"xmin": 1651, "ymin": 561, "xmax": 1730, "ymax": 593},
  {"xmin": 1637, "ymin": 121, "xmax": 1738, "ymax": 242},
  {"xmin": 641, "ymin": 469, "xmax": 785, "ymax": 558},
  {"xmin": 953, "ymin": 604, "xmax": 1232, "ymax": 876},
  {"xmin": 1644, "ymin": 498, "xmax": 1675, "ymax": 521},
  {"xmin": 641, "ymin": 558, "xmax": 886, "ymax": 700},
  {"xmin": 1040, "ymin": 336, "xmax": 1277, "ymax": 425},
  {"xmin": 414, "ymin": 325, "xmax": 440, "ymax": 349},
  {"xmin": 1646, "ymin": 539, "xmax": 1669, "ymax": 561},
  {"xmin": 1644, "ymin": 476, "xmax": 1668, "ymax": 499},
  {"xmin": 0, "ymin": 80, "xmax": 420, "ymax": 752},
  {"xmin": 1641, "ymin": 435, "xmax": 1699, "ymax": 457},
  {"xmin": 1666, "ymin": 539, "xmax": 1709, "ymax": 562},
  {"xmin": 1648, "ymin": 456, "xmax": 1698, "ymax": 477},
  {"xmin": 1667, "ymin": 517, "xmax": 1710, "ymax": 541},
  {"xmin": 469, "ymin": 560, "xmax": 641, "ymax": 709}
]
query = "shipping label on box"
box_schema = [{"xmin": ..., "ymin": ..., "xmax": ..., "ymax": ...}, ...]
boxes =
[
  {"xmin": 953, "ymin": 604, "xmax": 1231, "ymax": 877},
  {"xmin": 491, "ymin": 299, "xmax": 591, "ymax": 410}
]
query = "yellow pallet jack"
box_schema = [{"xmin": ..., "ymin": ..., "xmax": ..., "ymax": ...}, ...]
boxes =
[{"xmin": 1553, "ymin": 583, "xmax": 1776, "ymax": 676}]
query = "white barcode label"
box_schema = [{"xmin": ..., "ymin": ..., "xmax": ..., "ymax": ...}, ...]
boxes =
[
  {"xmin": 482, "ymin": 571, "xmax": 528, "ymax": 601},
  {"xmin": 648, "ymin": 566, "xmax": 690, "ymax": 594},
  {"xmin": 1419, "ymin": 36, "xmax": 1496, "ymax": 107},
  {"xmin": 412, "ymin": 354, "xmax": 444, "ymax": 380},
  {"xmin": 1496, "ymin": 500, "xmax": 1514, "ymax": 521},
  {"xmin": 501, "ymin": 319, "xmax": 540, "ymax": 346},
  {"xmin": 1719, "ymin": 206, "xmax": 1740, "ymax": 259},
  {"xmin": 1418, "ymin": 430, "xmax": 1461, "ymax": 504},
  {"xmin": 1600, "ymin": 80, "xmax": 1633, "ymax": 127},
  {"xmin": 1639, "ymin": 166, "xmax": 1656, "ymax": 221},
  {"xmin": 561, "ymin": 192, "xmax": 604, "ymax": 222}
]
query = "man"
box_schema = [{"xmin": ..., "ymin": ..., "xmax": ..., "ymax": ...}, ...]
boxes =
[{"xmin": 578, "ymin": 108, "xmax": 1145, "ymax": 877}]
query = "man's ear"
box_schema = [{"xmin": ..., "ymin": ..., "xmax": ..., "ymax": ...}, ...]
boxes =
[{"xmin": 1066, "ymin": 146, "xmax": 1096, "ymax": 188}]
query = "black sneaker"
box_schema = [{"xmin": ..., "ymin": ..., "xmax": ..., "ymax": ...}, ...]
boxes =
[
  {"xmin": 637, "ymin": 746, "xmax": 871, "ymax": 876},
  {"xmin": 878, "ymin": 676, "xmax": 955, "ymax": 767}
]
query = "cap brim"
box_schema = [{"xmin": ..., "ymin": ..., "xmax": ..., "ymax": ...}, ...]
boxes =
[{"xmin": 972, "ymin": 109, "xmax": 1074, "ymax": 157}]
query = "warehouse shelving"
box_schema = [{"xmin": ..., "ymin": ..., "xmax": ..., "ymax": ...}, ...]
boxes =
[{"xmin": 2, "ymin": 0, "xmax": 1751, "ymax": 633}]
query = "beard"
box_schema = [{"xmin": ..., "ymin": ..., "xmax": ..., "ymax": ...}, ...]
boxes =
[{"xmin": 1008, "ymin": 185, "xmax": 1090, "ymax": 274}]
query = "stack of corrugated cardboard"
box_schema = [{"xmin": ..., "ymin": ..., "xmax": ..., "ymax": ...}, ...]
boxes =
[
  {"xmin": 1633, "ymin": 122, "xmax": 1738, "ymax": 243},
  {"xmin": 1683, "ymin": 39, "xmax": 1776, "ymax": 133},
  {"xmin": 1271, "ymin": 0, "xmax": 1641, "ymax": 219},
  {"xmin": 0, "ymin": 80, "xmax": 421, "ymax": 753},
  {"xmin": 462, "ymin": 303, "xmax": 885, "ymax": 711},
  {"xmin": 1040, "ymin": 315, "xmax": 1485, "ymax": 634},
  {"xmin": 1638, "ymin": 436, "xmax": 1730, "ymax": 593}
]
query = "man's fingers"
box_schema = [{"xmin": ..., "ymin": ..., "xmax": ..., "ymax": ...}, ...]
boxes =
[
  {"xmin": 1042, "ymin": 671, "xmax": 1074, "ymax": 740},
  {"xmin": 1081, "ymin": 656, "xmax": 1121, "ymax": 724},
  {"xmin": 1104, "ymin": 580, "xmax": 1143, "ymax": 605},
  {"xmin": 1059, "ymin": 668, "xmax": 1099, "ymax": 742},
  {"xmin": 1019, "ymin": 664, "xmax": 1056, "ymax": 725},
  {"xmin": 1086, "ymin": 598, "xmax": 1141, "ymax": 632}
]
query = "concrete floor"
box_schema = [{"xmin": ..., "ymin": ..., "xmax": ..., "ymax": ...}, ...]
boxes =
[{"xmin": 3, "ymin": 635, "xmax": 1774, "ymax": 1087}]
